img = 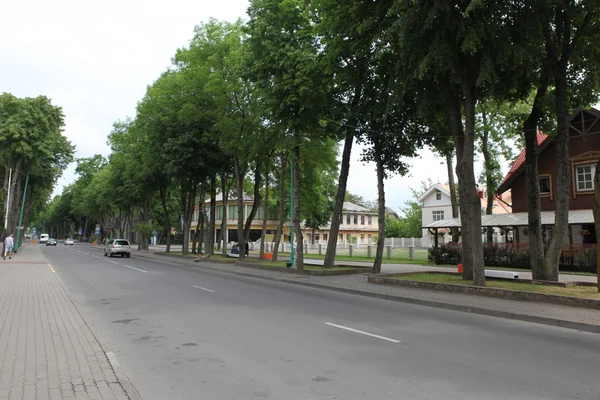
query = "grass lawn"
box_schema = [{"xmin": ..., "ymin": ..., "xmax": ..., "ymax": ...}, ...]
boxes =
[
  {"xmin": 432, "ymin": 264, "xmax": 596, "ymax": 276},
  {"xmin": 272, "ymin": 251, "xmax": 428, "ymax": 264},
  {"xmin": 160, "ymin": 252, "xmax": 198, "ymax": 258},
  {"xmin": 241, "ymin": 258, "xmax": 360, "ymax": 271},
  {"xmin": 393, "ymin": 273, "xmax": 600, "ymax": 299}
]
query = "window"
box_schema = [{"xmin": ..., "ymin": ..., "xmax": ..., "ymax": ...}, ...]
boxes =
[
  {"xmin": 353, "ymin": 215, "xmax": 358, "ymax": 224},
  {"xmin": 216, "ymin": 206, "xmax": 223, "ymax": 220},
  {"xmin": 346, "ymin": 233, "xmax": 351, "ymax": 241},
  {"xmin": 339, "ymin": 234, "xmax": 343, "ymax": 241},
  {"xmin": 368, "ymin": 234, "xmax": 372, "ymax": 242},
  {"xmin": 368, "ymin": 216, "xmax": 372, "ymax": 225},
  {"xmin": 435, "ymin": 190, "xmax": 442, "ymax": 200},
  {"xmin": 228, "ymin": 205, "xmax": 239, "ymax": 218},
  {"xmin": 539, "ymin": 176, "xmax": 551, "ymax": 195},
  {"xmin": 576, "ymin": 164, "xmax": 596, "ymax": 191},
  {"xmin": 361, "ymin": 216, "xmax": 365, "ymax": 225},
  {"xmin": 360, "ymin": 234, "xmax": 365, "ymax": 243},
  {"xmin": 432, "ymin": 211, "xmax": 444, "ymax": 222},
  {"xmin": 315, "ymin": 234, "xmax": 320, "ymax": 242},
  {"xmin": 323, "ymin": 234, "xmax": 328, "ymax": 241},
  {"xmin": 246, "ymin": 205, "xmax": 253, "ymax": 216},
  {"xmin": 346, "ymin": 215, "xmax": 351, "ymax": 225}
]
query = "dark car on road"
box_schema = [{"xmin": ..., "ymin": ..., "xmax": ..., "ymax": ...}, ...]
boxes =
[{"xmin": 46, "ymin": 238, "xmax": 57, "ymax": 246}]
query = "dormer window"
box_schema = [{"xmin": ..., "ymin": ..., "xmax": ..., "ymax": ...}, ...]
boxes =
[{"xmin": 435, "ymin": 190, "xmax": 442, "ymax": 200}]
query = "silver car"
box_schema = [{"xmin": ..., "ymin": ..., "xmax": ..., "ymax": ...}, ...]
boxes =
[
  {"xmin": 65, "ymin": 238, "xmax": 74, "ymax": 245},
  {"xmin": 104, "ymin": 239, "xmax": 131, "ymax": 258}
]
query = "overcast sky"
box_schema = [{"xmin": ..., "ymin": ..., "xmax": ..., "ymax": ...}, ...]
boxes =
[{"xmin": 1, "ymin": 0, "xmax": 513, "ymax": 214}]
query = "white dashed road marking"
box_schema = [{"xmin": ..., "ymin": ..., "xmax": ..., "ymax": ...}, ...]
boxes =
[
  {"xmin": 193, "ymin": 285, "xmax": 215, "ymax": 293},
  {"xmin": 325, "ymin": 322, "xmax": 400, "ymax": 344},
  {"xmin": 123, "ymin": 265, "xmax": 148, "ymax": 273}
]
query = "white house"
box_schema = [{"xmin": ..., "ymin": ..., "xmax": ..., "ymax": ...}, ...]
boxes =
[
  {"xmin": 419, "ymin": 184, "xmax": 454, "ymax": 247},
  {"xmin": 419, "ymin": 183, "xmax": 512, "ymax": 247}
]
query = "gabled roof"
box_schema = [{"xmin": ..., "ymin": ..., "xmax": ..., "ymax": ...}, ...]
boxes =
[
  {"xmin": 417, "ymin": 183, "xmax": 451, "ymax": 202},
  {"xmin": 497, "ymin": 131, "xmax": 549, "ymax": 194},
  {"xmin": 423, "ymin": 209, "xmax": 593, "ymax": 228},
  {"xmin": 343, "ymin": 202, "xmax": 370, "ymax": 212}
]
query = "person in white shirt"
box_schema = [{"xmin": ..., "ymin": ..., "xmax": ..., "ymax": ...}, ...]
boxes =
[{"xmin": 4, "ymin": 233, "xmax": 14, "ymax": 260}]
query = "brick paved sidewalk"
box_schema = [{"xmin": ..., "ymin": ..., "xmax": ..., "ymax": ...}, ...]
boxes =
[
  {"xmin": 117, "ymin": 246, "xmax": 600, "ymax": 333},
  {"xmin": 0, "ymin": 244, "xmax": 134, "ymax": 400}
]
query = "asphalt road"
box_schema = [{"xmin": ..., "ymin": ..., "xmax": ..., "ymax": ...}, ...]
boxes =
[{"xmin": 41, "ymin": 243, "xmax": 600, "ymax": 400}]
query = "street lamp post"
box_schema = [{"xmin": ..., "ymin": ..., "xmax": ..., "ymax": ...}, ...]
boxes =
[
  {"xmin": 3, "ymin": 168, "xmax": 12, "ymax": 233},
  {"xmin": 15, "ymin": 174, "xmax": 29, "ymax": 252},
  {"xmin": 289, "ymin": 161, "xmax": 295, "ymax": 268}
]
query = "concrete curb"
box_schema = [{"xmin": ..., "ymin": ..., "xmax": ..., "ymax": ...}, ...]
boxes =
[
  {"xmin": 81, "ymin": 245, "xmax": 600, "ymax": 334},
  {"xmin": 45, "ymin": 250, "xmax": 144, "ymax": 400},
  {"xmin": 368, "ymin": 276, "xmax": 600, "ymax": 310}
]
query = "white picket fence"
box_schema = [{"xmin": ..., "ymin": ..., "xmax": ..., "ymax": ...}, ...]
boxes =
[{"xmin": 246, "ymin": 237, "xmax": 423, "ymax": 254}]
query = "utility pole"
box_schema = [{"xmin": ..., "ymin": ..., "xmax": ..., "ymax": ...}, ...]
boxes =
[
  {"xmin": 289, "ymin": 161, "xmax": 295, "ymax": 268},
  {"xmin": 15, "ymin": 174, "xmax": 29, "ymax": 252},
  {"xmin": 4, "ymin": 168, "xmax": 12, "ymax": 233}
]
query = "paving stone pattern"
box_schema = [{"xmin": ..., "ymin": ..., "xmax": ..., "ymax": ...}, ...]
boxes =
[{"xmin": 0, "ymin": 247, "xmax": 130, "ymax": 400}]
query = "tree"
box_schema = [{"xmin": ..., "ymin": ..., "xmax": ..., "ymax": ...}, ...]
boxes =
[
  {"xmin": 392, "ymin": 1, "xmax": 540, "ymax": 285},
  {"xmin": 543, "ymin": 0, "xmax": 600, "ymax": 281},
  {"xmin": 0, "ymin": 93, "xmax": 73, "ymax": 238},
  {"xmin": 247, "ymin": 0, "xmax": 334, "ymax": 269},
  {"xmin": 594, "ymin": 159, "xmax": 600, "ymax": 291},
  {"xmin": 475, "ymin": 100, "xmax": 525, "ymax": 242}
]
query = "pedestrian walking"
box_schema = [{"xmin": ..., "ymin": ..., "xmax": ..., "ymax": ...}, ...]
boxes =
[{"xmin": 4, "ymin": 233, "xmax": 14, "ymax": 260}]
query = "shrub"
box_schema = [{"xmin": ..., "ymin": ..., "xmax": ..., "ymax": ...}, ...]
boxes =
[{"xmin": 575, "ymin": 247, "xmax": 597, "ymax": 273}]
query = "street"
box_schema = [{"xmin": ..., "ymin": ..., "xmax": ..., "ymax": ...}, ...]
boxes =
[{"xmin": 43, "ymin": 244, "xmax": 600, "ymax": 400}]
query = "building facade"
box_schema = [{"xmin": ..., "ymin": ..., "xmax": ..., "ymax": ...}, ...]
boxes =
[
  {"xmin": 190, "ymin": 198, "xmax": 379, "ymax": 246},
  {"xmin": 420, "ymin": 184, "xmax": 511, "ymax": 247},
  {"xmin": 496, "ymin": 108, "xmax": 599, "ymax": 246}
]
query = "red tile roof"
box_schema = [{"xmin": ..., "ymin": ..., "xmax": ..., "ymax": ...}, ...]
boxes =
[{"xmin": 497, "ymin": 131, "xmax": 549, "ymax": 193}]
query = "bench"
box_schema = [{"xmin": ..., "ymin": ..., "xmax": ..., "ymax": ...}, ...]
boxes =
[{"xmin": 484, "ymin": 270, "xmax": 519, "ymax": 280}]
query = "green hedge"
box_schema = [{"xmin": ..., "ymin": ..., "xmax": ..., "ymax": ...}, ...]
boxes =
[{"xmin": 428, "ymin": 244, "xmax": 597, "ymax": 273}]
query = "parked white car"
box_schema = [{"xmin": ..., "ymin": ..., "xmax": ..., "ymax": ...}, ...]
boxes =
[{"xmin": 39, "ymin": 234, "xmax": 49, "ymax": 244}]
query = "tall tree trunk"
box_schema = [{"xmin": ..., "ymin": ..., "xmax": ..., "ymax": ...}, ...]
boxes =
[
  {"xmin": 160, "ymin": 187, "xmax": 172, "ymax": 253},
  {"xmin": 372, "ymin": 138, "xmax": 386, "ymax": 274},
  {"xmin": 181, "ymin": 186, "xmax": 197, "ymax": 256},
  {"xmin": 460, "ymin": 82, "xmax": 486, "ymax": 286},
  {"xmin": 193, "ymin": 184, "xmax": 206, "ymax": 253},
  {"xmin": 260, "ymin": 163, "xmax": 270, "ymax": 259},
  {"xmin": 220, "ymin": 173, "xmax": 229, "ymax": 257},
  {"xmin": 292, "ymin": 145, "xmax": 303, "ymax": 270},
  {"xmin": 198, "ymin": 204, "xmax": 205, "ymax": 254},
  {"xmin": 244, "ymin": 163, "xmax": 262, "ymax": 242},
  {"xmin": 234, "ymin": 155, "xmax": 247, "ymax": 259},
  {"xmin": 272, "ymin": 153, "xmax": 288, "ymax": 262},
  {"xmin": 543, "ymin": 73, "xmax": 570, "ymax": 281},
  {"xmin": 208, "ymin": 173, "xmax": 217, "ymax": 255},
  {"xmin": 593, "ymin": 159, "xmax": 600, "ymax": 292},
  {"xmin": 324, "ymin": 131, "xmax": 353, "ymax": 268},
  {"xmin": 446, "ymin": 152, "xmax": 460, "ymax": 242},
  {"xmin": 451, "ymin": 101, "xmax": 474, "ymax": 281},
  {"xmin": 524, "ymin": 77, "xmax": 549, "ymax": 280},
  {"xmin": 481, "ymin": 111, "xmax": 494, "ymax": 244}
]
